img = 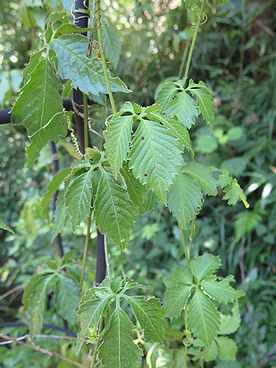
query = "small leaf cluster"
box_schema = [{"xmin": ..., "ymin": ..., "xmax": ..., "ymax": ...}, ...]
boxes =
[
  {"xmin": 164, "ymin": 254, "xmax": 244, "ymax": 353},
  {"xmin": 77, "ymin": 277, "xmax": 165, "ymax": 368},
  {"xmin": 22, "ymin": 252, "xmax": 80, "ymax": 336}
]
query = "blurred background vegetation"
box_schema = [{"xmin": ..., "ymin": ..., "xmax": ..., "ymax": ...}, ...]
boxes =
[{"xmin": 0, "ymin": 0, "xmax": 275, "ymax": 367}]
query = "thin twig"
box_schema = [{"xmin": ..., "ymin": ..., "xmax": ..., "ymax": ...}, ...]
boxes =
[
  {"xmin": 0, "ymin": 333, "xmax": 84, "ymax": 368},
  {"xmin": 0, "ymin": 334, "xmax": 76, "ymax": 345}
]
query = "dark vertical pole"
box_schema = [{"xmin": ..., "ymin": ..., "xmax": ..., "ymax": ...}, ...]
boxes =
[
  {"xmin": 50, "ymin": 141, "xmax": 64, "ymax": 258},
  {"xmin": 74, "ymin": 0, "xmax": 106, "ymax": 284}
]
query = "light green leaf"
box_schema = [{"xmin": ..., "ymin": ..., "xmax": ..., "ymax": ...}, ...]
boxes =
[
  {"xmin": 165, "ymin": 91, "xmax": 199, "ymax": 128},
  {"xmin": 55, "ymin": 274, "xmax": 79, "ymax": 323},
  {"xmin": 94, "ymin": 171, "xmax": 138, "ymax": 248},
  {"xmin": 127, "ymin": 296, "xmax": 165, "ymax": 343},
  {"xmin": 51, "ymin": 191, "xmax": 67, "ymax": 242},
  {"xmin": 218, "ymin": 173, "xmax": 249, "ymax": 208},
  {"xmin": 148, "ymin": 112, "xmax": 194, "ymax": 155},
  {"xmin": 191, "ymin": 254, "xmax": 221, "ymax": 282},
  {"xmin": 102, "ymin": 17, "xmax": 121, "ymax": 69},
  {"xmin": 22, "ymin": 49, "xmax": 44, "ymax": 81},
  {"xmin": 164, "ymin": 266, "xmax": 193, "ymax": 318},
  {"xmin": 65, "ymin": 170, "xmax": 93, "ymax": 229},
  {"xmin": 12, "ymin": 58, "xmax": 67, "ymax": 167},
  {"xmin": 104, "ymin": 115, "xmax": 133, "ymax": 178},
  {"xmin": 168, "ymin": 174, "xmax": 203, "ymax": 229},
  {"xmin": 204, "ymin": 340, "xmax": 218, "ymax": 362},
  {"xmin": 189, "ymin": 81, "xmax": 215, "ymax": 124},
  {"xmin": 0, "ymin": 219, "xmax": 15, "ymax": 234},
  {"xmin": 188, "ymin": 289, "xmax": 220, "ymax": 347},
  {"xmin": 234, "ymin": 211, "xmax": 261, "ymax": 242},
  {"xmin": 219, "ymin": 302, "xmax": 241, "ymax": 335},
  {"xmin": 23, "ymin": 273, "xmax": 55, "ymax": 336},
  {"xmin": 217, "ymin": 336, "xmax": 237, "ymax": 361},
  {"xmin": 77, "ymin": 288, "xmax": 111, "ymax": 353},
  {"xmin": 130, "ymin": 119, "xmax": 182, "ymax": 203},
  {"xmin": 183, "ymin": 162, "xmax": 217, "ymax": 196},
  {"xmin": 51, "ymin": 34, "xmax": 129, "ymax": 97},
  {"xmin": 99, "ymin": 307, "xmax": 141, "ymax": 368},
  {"xmin": 202, "ymin": 276, "xmax": 245, "ymax": 304}
]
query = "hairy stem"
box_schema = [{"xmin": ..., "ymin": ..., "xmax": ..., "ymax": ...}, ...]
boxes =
[
  {"xmin": 95, "ymin": 0, "xmax": 117, "ymax": 114},
  {"xmin": 183, "ymin": 1, "xmax": 205, "ymax": 82}
]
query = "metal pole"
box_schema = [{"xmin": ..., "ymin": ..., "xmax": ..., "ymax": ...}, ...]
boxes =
[{"xmin": 73, "ymin": 0, "xmax": 106, "ymax": 284}]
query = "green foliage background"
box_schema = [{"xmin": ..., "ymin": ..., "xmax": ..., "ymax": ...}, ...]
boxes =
[{"xmin": 0, "ymin": 0, "xmax": 275, "ymax": 367}]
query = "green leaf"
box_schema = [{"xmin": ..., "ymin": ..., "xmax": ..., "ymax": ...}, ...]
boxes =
[
  {"xmin": 51, "ymin": 34, "xmax": 129, "ymax": 97},
  {"xmin": 102, "ymin": 17, "xmax": 121, "ymax": 69},
  {"xmin": 188, "ymin": 289, "xmax": 220, "ymax": 347},
  {"xmin": 55, "ymin": 274, "xmax": 79, "ymax": 324},
  {"xmin": 0, "ymin": 219, "xmax": 15, "ymax": 234},
  {"xmin": 94, "ymin": 170, "xmax": 138, "ymax": 248},
  {"xmin": 219, "ymin": 302, "xmax": 241, "ymax": 335},
  {"xmin": 204, "ymin": 340, "xmax": 218, "ymax": 362},
  {"xmin": 183, "ymin": 162, "xmax": 217, "ymax": 196},
  {"xmin": 65, "ymin": 170, "xmax": 93, "ymax": 229},
  {"xmin": 148, "ymin": 112, "xmax": 194, "ymax": 155},
  {"xmin": 130, "ymin": 119, "xmax": 183, "ymax": 203},
  {"xmin": 164, "ymin": 266, "xmax": 193, "ymax": 318},
  {"xmin": 155, "ymin": 81, "xmax": 178, "ymax": 106},
  {"xmin": 51, "ymin": 191, "xmax": 67, "ymax": 242},
  {"xmin": 12, "ymin": 58, "xmax": 67, "ymax": 167},
  {"xmin": 218, "ymin": 172, "xmax": 249, "ymax": 208},
  {"xmin": 202, "ymin": 276, "xmax": 245, "ymax": 304},
  {"xmin": 189, "ymin": 81, "xmax": 215, "ymax": 124},
  {"xmin": 234, "ymin": 211, "xmax": 261, "ymax": 242},
  {"xmin": 22, "ymin": 49, "xmax": 44, "ymax": 81},
  {"xmin": 168, "ymin": 174, "xmax": 203, "ymax": 229},
  {"xmin": 164, "ymin": 91, "xmax": 199, "ymax": 128},
  {"xmin": 23, "ymin": 273, "xmax": 55, "ymax": 336},
  {"xmin": 120, "ymin": 163, "xmax": 145, "ymax": 211},
  {"xmin": 41, "ymin": 167, "xmax": 76, "ymax": 210},
  {"xmin": 217, "ymin": 336, "xmax": 237, "ymax": 361},
  {"xmin": 127, "ymin": 296, "xmax": 165, "ymax": 343},
  {"xmin": 104, "ymin": 115, "xmax": 133, "ymax": 178},
  {"xmin": 191, "ymin": 254, "xmax": 221, "ymax": 282},
  {"xmin": 77, "ymin": 288, "xmax": 111, "ymax": 353},
  {"xmin": 99, "ymin": 307, "xmax": 141, "ymax": 368}
]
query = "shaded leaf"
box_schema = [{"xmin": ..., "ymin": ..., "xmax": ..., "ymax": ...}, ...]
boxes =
[
  {"xmin": 183, "ymin": 162, "xmax": 217, "ymax": 196},
  {"xmin": 202, "ymin": 276, "xmax": 245, "ymax": 304},
  {"xmin": 191, "ymin": 254, "xmax": 221, "ymax": 282}
]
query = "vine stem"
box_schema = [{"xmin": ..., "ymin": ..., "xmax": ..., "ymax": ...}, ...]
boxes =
[
  {"xmin": 80, "ymin": 207, "xmax": 92, "ymax": 292},
  {"xmin": 178, "ymin": 39, "xmax": 190, "ymax": 78},
  {"xmin": 95, "ymin": 0, "xmax": 117, "ymax": 115},
  {"xmin": 83, "ymin": 94, "xmax": 89, "ymax": 149},
  {"xmin": 183, "ymin": 1, "xmax": 205, "ymax": 82},
  {"xmin": 178, "ymin": 222, "xmax": 190, "ymax": 263}
]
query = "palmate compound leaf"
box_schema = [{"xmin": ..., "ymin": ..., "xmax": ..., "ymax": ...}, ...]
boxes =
[
  {"xmin": 126, "ymin": 296, "xmax": 165, "ymax": 343},
  {"xmin": 187, "ymin": 289, "xmax": 220, "ymax": 347},
  {"xmin": 51, "ymin": 34, "xmax": 129, "ymax": 97},
  {"xmin": 104, "ymin": 115, "xmax": 134, "ymax": 178},
  {"xmin": 12, "ymin": 58, "xmax": 67, "ymax": 167},
  {"xmin": 94, "ymin": 170, "xmax": 138, "ymax": 249},
  {"xmin": 65, "ymin": 169, "xmax": 93, "ymax": 230},
  {"xmin": 23, "ymin": 273, "xmax": 56, "ymax": 336},
  {"xmin": 99, "ymin": 307, "xmax": 141, "ymax": 368},
  {"xmin": 188, "ymin": 80, "xmax": 215, "ymax": 124},
  {"xmin": 202, "ymin": 276, "xmax": 245, "ymax": 304},
  {"xmin": 129, "ymin": 119, "xmax": 183, "ymax": 203},
  {"xmin": 164, "ymin": 90, "xmax": 199, "ymax": 129},
  {"xmin": 182, "ymin": 162, "xmax": 217, "ymax": 196},
  {"xmin": 191, "ymin": 253, "xmax": 222, "ymax": 282},
  {"xmin": 167, "ymin": 174, "xmax": 203, "ymax": 229},
  {"xmin": 164, "ymin": 265, "xmax": 193, "ymax": 318},
  {"xmin": 77, "ymin": 288, "xmax": 112, "ymax": 353}
]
